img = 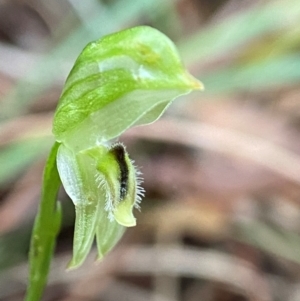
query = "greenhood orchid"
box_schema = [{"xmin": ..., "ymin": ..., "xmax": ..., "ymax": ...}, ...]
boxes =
[{"xmin": 25, "ymin": 25, "xmax": 203, "ymax": 301}]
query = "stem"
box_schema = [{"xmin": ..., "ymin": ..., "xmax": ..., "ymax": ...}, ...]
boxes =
[{"xmin": 24, "ymin": 142, "xmax": 62, "ymax": 301}]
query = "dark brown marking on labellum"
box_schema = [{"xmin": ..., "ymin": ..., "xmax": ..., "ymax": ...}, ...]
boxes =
[{"xmin": 110, "ymin": 144, "xmax": 129, "ymax": 200}]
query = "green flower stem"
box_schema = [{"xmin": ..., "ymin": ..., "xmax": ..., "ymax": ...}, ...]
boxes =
[{"xmin": 25, "ymin": 142, "xmax": 62, "ymax": 301}]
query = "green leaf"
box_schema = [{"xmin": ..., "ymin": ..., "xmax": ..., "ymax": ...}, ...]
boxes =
[
  {"xmin": 202, "ymin": 54, "xmax": 300, "ymax": 94},
  {"xmin": 235, "ymin": 221, "xmax": 300, "ymax": 264},
  {"xmin": 0, "ymin": 137, "xmax": 52, "ymax": 185},
  {"xmin": 180, "ymin": 0, "xmax": 300, "ymax": 65}
]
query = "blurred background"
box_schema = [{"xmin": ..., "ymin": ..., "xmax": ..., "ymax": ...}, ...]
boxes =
[{"xmin": 1, "ymin": 0, "xmax": 300, "ymax": 300}]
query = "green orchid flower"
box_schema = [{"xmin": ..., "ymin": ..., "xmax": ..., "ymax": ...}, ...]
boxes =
[
  {"xmin": 25, "ymin": 25, "xmax": 203, "ymax": 301},
  {"xmin": 54, "ymin": 25, "xmax": 202, "ymax": 269}
]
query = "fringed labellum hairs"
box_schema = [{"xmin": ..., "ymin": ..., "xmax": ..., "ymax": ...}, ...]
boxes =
[{"xmin": 53, "ymin": 26, "xmax": 203, "ymax": 268}]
